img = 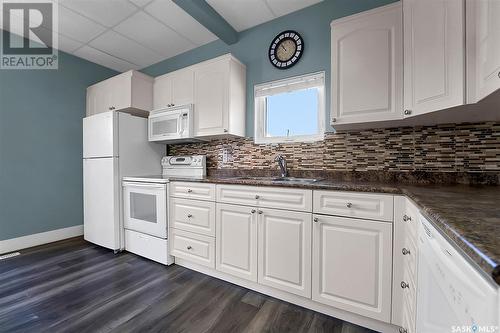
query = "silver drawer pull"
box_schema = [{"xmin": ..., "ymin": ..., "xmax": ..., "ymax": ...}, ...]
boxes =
[
  {"xmin": 346, "ymin": 202, "xmax": 352, "ymax": 208},
  {"xmin": 402, "ymin": 248, "xmax": 410, "ymax": 255},
  {"xmin": 255, "ymin": 194, "xmax": 260, "ymax": 199},
  {"xmin": 403, "ymin": 214, "xmax": 412, "ymax": 222},
  {"xmin": 251, "ymin": 209, "xmax": 256, "ymax": 214},
  {"xmin": 401, "ymin": 281, "xmax": 409, "ymax": 289},
  {"xmin": 399, "ymin": 328, "xmax": 408, "ymax": 333},
  {"xmin": 187, "ymin": 246, "xmax": 192, "ymax": 250},
  {"xmin": 257, "ymin": 210, "xmax": 263, "ymax": 214},
  {"xmin": 313, "ymin": 217, "xmax": 319, "ymax": 223},
  {"xmin": 187, "ymin": 189, "xmax": 193, "ymax": 193},
  {"xmin": 187, "ymin": 214, "xmax": 193, "ymax": 218}
]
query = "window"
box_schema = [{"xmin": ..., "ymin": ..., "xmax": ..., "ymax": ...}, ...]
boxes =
[{"xmin": 254, "ymin": 72, "xmax": 325, "ymax": 144}]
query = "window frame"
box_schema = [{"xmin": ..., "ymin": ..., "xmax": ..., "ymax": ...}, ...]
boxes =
[{"xmin": 254, "ymin": 71, "xmax": 326, "ymax": 144}]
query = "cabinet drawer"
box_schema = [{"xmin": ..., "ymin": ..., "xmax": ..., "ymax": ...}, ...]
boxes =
[
  {"xmin": 170, "ymin": 198, "xmax": 215, "ymax": 236},
  {"xmin": 313, "ymin": 190, "xmax": 393, "ymax": 222},
  {"xmin": 170, "ymin": 228, "xmax": 215, "ymax": 268},
  {"xmin": 170, "ymin": 182, "xmax": 215, "ymax": 201},
  {"xmin": 217, "ymin": 184, "xmax": 312, "ymax": 211},
  {"xmin": 125, "ymin": 229, "xmax": 172, "ymax": 265}
]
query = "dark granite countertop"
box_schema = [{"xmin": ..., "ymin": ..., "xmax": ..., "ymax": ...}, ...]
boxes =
[{"xmin": 168, "ymin": 175, "xmax": 500, "ymax": 286}]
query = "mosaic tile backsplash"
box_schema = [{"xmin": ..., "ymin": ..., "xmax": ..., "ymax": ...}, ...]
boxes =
[{"xmin": 168, "ymin": 122, "xmax": 500, "ymax": 173}]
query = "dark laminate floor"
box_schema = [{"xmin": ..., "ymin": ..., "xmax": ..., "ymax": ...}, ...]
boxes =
[{"xmin": 0, "ymin": 237, "xmax": 377, "ymax": 333}]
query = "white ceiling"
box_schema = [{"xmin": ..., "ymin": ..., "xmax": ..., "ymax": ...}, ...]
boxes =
[
  {"xmin": 1, "ymin": 0, "xmax": 322, "ymax": 72},
  {"xmin": 206, "ymin": 0, "xmax": 322, "ymax": 32}
]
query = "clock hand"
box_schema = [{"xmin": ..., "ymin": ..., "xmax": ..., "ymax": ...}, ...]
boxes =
[{"xmin": 281, "ymin": 44, "xmax": 287, "ymax": 52}]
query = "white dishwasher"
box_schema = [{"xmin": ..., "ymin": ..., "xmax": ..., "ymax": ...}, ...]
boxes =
[{"xmin": 417, "ymin": 215, "xmax": 499, "ymax": 333}]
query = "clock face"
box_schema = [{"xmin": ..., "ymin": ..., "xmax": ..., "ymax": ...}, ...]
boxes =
[{"xmin": 269, "ymin": 30, "xmax": 303, "ymax": 69}]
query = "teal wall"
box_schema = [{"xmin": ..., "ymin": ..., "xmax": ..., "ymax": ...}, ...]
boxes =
[
  {"xmin": 0, "ymin": 49, "xmax": 117, "ymax": 241},
  {"xmin": 142, "ymin": 0, "xmax": 398, "ymax": 136}
]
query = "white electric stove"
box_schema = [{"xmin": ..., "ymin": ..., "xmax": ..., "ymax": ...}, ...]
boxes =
[{"xmin": 122, "ymin": 155, "xmax": 206, "ymax": 265}]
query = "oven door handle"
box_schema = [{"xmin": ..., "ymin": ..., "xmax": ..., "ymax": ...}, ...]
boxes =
[{"xmin": 122, "ymin": 182, "xmax": 166, "ymax": 189}]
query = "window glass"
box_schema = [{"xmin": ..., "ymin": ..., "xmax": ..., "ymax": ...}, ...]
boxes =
[{"xmin": 266, "ymin": 88, "xmax": 319, "ymax": 137}]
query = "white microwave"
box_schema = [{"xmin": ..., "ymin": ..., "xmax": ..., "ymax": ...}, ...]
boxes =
[{"xmin": 148, "ymin": 104, "xmax": 197, "ymax": 143}]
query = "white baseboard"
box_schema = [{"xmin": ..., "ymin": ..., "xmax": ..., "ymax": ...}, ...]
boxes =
[{"xmin": 0, "ymin": 225, "xmax": 83, "ymax": 254}]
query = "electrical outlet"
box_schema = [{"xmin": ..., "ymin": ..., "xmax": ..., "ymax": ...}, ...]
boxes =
[{"xmin": 223, "ymin": 148, "xmax": 229, "ymax": 163}]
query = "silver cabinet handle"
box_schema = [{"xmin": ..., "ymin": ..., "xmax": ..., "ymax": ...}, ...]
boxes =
[
  {"xmin": 403, "ymin": 214, "xmax": 412, "ymax": 222},
  {"xmin": 402, "ymin": 248, "xmax": 410, "ymax": 255},
  {"xmin": 399, "ymin": 328, "xmax": 408, "ymax": 333},
  {"xmin": 255, "ymin": 195, "xmax": 260, "ymax": 199},
  {"xmin": 331, "ymin": 117, "xmax": 337, "ymax": 123},
  {"xmin": 346, "ymin": 202, "xmax": 352, "ymax": 208},
  {"xmin": 223, "ymin": 129, "xmax": 228, "ymax": 133},
  {"xmin": 251, "ymin": 209, "xmax": 256, "ymax": 214},
  {"xmin": 313, "ymin": 217, "xmax": 319, "ymax": 223},
  {"xmin": 187, "ymin": 189, "xmax": 193, "ymax": 193},
  {"xmin": 404, "ymin": 109, "xmax": 412, "ymax": 115},
  {"xmin": 187, "ymin": 214, "xmax": 193, "ymax": 218},
  {"xmin": 257, "ymin": 210, "xmax": 263, "ymax": 214},
  {"xmin": 401, "ymin": 281, "xmax": 409, "ymax": 289},
  {"xmin": 108, "ymin": 106, "xmax": 113, "ymax": 110},
  {"xmin": 187, "ymin": 246, "xmax": 192, "ymax": 250}
]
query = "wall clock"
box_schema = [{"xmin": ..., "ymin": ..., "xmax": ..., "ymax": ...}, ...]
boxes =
[{"xmin": 268, "ymin": 30, "xmax": 304, "ymax": 69}]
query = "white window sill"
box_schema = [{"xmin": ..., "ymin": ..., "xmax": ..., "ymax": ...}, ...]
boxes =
[{"xmin": 254, "ymin": 134, "xmax": 325, "ymax": 145}]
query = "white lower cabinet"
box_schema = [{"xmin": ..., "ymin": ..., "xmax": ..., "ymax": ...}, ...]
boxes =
[
  {"xmin": 312, "ymin": 214, "xmax": 393, "ymax": 322},
  {"xmin": 258, "ymin": 208, "xmax": 312, "ymax": 298},
  {"xmin": 172, "ymin": 183, "xmax": 399, "ymax": 329},
  {"xmin": 170, "ymin": 198, "xmax": 215, "ymax": 237},
  {"xmin": 216, "ymin": 203, "xmax": 258, "ymax": 282},
  {"xmin": 171, "ymin": 228, "xmax": 215, "ymax": 268}
]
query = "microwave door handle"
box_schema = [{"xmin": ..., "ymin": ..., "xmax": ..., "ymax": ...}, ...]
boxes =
[{"xmin": 178, "ymin": 112, "xmax": 184, "ymax": 135}]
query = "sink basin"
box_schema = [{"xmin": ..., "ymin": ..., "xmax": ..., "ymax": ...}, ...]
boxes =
[
  {"xmin": 270, "ymin": 177, "xmax": 321, "ymax": 183},
  {"xmin": 227, "ymin": 176, "xmax": 321, "ymax": 184}
]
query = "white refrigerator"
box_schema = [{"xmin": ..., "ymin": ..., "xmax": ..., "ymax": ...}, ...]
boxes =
[{"xmin": 83, "ymin": 111, "xmax": 164, "ymax": 251}]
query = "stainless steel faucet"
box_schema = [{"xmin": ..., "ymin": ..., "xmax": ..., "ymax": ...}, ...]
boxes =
[{"xmin": 274, "ymin": 154, "xmax": 288, "ymax": 178}]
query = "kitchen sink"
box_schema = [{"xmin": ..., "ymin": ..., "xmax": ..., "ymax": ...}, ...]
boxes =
[{"xmin": 227, "ymin": 176, "xmax": 321, "ymax": 184}]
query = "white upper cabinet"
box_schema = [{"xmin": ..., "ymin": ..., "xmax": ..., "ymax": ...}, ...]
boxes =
[
  {"xmin": 171, "ymin": 69, "xmax": 195, "ymax": 107},
  {"xmin": 153, "ymin": 69, "xmax": 194, "ymax": 110},
  {"xmin": 403, "ymin": 0, "xmax": 465, "ymax": 117},
  {"xmin": 331, "ymin": 3, "xmax": 403, "ymax": 125},
  {"xmin": 467, "ymin": 0, "xmax": 500, "ymax": 102},
  {"xmin": 153, "ymin": 73, "xmax": 172, "ymax": 110},
  {"xmin": 151, "ymin": 54, "xmax": 246, "ymax": 138},
  {"xmin": 194, "ymin": 55, "xmax": 246, "ymax": 138},
  {"xmin": 86, "ymin": 70, "xmax": 153, "ymax": 117}
]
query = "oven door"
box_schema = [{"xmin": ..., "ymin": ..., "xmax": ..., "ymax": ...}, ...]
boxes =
[{"xmin": 123, "ymin": 182, "xmax": 167, "ymax": 238}]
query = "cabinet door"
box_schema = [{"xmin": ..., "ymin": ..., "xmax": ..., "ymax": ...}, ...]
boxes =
[
  {"xmin": 194, "ymin": 59, "xmax": 229, "ymax": 136},
  {"xmin": 258, "ymin": 208, "xmax": 312, "ymax": 298},
  {"xmin": 331, "ymin": 3, "xmax": 403, "ymax": 125},
  {"xmin": 474, "ymin": 0, "xmax": 500, "ymax": 101},
  {"xmin": 86, "ymin": 85, "xmax": 98, "ymax": 116},
  {"xmin": 403, "ymin": 0, "xmax": 465, "ymax": 117},
  {"xmin": 86, "ymin": 81, "xmax": 110, "ymax": 116},
  {"xmin": 216, "ymin": 203, "xmax": 257, "ymax": 282},
  {"xmin": 107, "ymin": 74, "xmax": 131, "ymax": 111},
  {"xmin": 153, "ymin": 74, "xmax": 173, "ymax": 110},
  {"xmin": 171, "ymin": 69, "xmax": 194, "ymax": 107},
  {"xmin": 312, "ymin": 215, "xmax": 392, "ymax": 322}
]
